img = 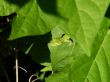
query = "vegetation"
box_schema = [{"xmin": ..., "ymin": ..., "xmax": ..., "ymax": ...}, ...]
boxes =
[{"xmin": 0, "ymin": 0, "xmax": 110, "ymax": 82}]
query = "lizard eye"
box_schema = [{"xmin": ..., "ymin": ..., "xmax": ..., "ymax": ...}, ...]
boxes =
[{"xmin": 61, "ymin": 34, "xmax": 65, "ymax": 38}]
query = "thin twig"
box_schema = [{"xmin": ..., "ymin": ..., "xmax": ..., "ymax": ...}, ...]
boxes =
[
  {"xmin": 14, "ymin": 66, "xmax": 27, "ymax": 73},
  {"xmin": 29, "ymin": 74, "xmax": 40, "ymax": 82},
  {"xmin": 31, "ymin": 78, "xmax": 40, "ymax": 82},
  {"xmin": 14, "ymin": 48, "xmax": 18, "ymax": 82},
  {"xmin": 18, "ymin": 66, "xmax": 27, "ymax": 73}
]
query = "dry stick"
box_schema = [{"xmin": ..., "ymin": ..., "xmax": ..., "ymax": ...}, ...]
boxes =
[{"xmin": 14, "ymin": 48, "xmax": 19, "ymax": 82}]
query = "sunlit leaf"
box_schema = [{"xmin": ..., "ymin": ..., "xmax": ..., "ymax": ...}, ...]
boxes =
[{"xmin": 46, "ymin": 0, "xmax": 110, "ymax": 82}]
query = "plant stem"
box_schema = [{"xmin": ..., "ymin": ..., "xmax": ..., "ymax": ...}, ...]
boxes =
[{"xmin": 15, "ymin": 48, "xmax": 18, "ymax": 82}]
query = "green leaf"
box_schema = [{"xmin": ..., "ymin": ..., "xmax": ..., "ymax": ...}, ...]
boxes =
[
  {"xmin": 69, "ymin": 18, "xmax": 110, "ymax": 82},
  {"xmin": 0, "ymin": 0, "xmax": 32, "ymax": 16},
  {"xmin": 9, "ymin": 0, "xmax": 50, "ymax": 40},
  {"xmin": 46, "ymin": 72, "xmax": 69, "ymax": 82},
  {"xmin": 0, "ymin": 0, "xmax": 18, "ymax": 16},
  {"xmin": 9, "ymin": 0, "xmax": 63, "ymax": 40},
  {"xmin": 46, "ymin": 0, "xmax": 110, "ymax": 82},
  {"xmin": 41, "ymin": 64, "xmax": 52, "ymax": 72},
  {"xmin": 47, "ymin": 19, "xmax": 110, "ymax": 82},
  {"xmin": 84, "ymin": 31, "xmax": 110, "ymax": 82}
]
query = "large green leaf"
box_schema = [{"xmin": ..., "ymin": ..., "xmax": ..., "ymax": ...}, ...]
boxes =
[
  {"xmin": 69, "ymin": 18, "xmax": 110, "ymax": 82},
  {"xmin": 47, "ymin": 18, "xmax": 110, "ymax": 82},
  {"xmin": 9, "ymin": 0, "xmax": 62, "ymax": 40},
  {"xmin": 84, "ymin": 30, "xmax": 110, "ymax": 82},
  {"xmin": 9, "ymin": 0, "xmax": 48, "ymax": 39},
  {"xmin": 46, "ymin": 0, "xmax": 110, "ymax": 82},
  {"xmin": 0, "ymin": 0, "xmax": 56, "ymax": 40}
]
